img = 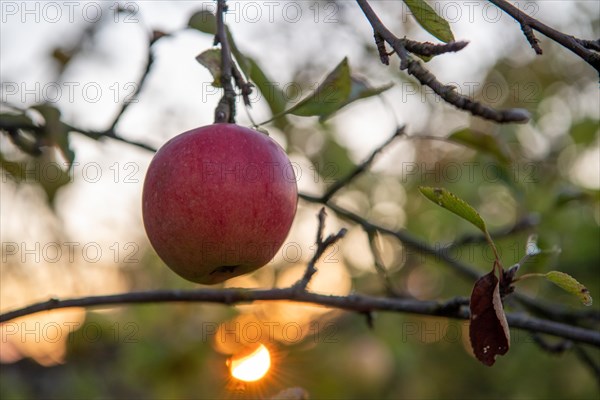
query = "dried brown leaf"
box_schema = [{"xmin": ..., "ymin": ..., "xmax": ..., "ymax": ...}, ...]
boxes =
[{"xmin": 469, "ymin": 271, "xmax": 510, "ymax": 366}]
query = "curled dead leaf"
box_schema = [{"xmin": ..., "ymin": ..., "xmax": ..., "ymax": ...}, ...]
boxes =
[{"xmin": 469, "ymin": 271, "xmax": 510, "ymax": 366}]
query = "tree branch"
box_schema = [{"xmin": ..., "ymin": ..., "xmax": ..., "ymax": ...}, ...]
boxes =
[
  {"xmin": 529, "ymin": 332, "xmax": 573, "ymax": 354},
  {"xmin": 294, "ymin": 208, "xmax": 347, "ymax": 292},
  {"xmin": 366, "ymin": 228, "xmax": 401, "ymax": 296},
  {"xmin": 402, "ymin": 38, "xmax": 469, "ymax": 57},
  {"xmin": 1, "ymin": 288, "xmax": 599, "ymax": 347},
  {"xmin": 488, "ymin": 0, "xmax": 600, "ymax": 72},
  {"xmin": 72, "ymin": 126, "xmax": 158, "ymax": 152},
  {"xmin": 300, "ymin": 191, "xmax": 480, "ymax": 282},
  {"xmin": 0, "ymin": 112, "xmax": 159, "ymax": 153},
  {"xmin": 108, "ymin": 30, "xmax": 164, "ymax": 132},
  {"xmin": 321, "ymin": 126, "xmax": 405, "ymax": 202},
  {"xmin": 573, "ymin": 345, "xmax": 600, "ymax": 387},
  {"xmin": 355, "ymin": 0, "xmax": 530, "ymax": 124}
]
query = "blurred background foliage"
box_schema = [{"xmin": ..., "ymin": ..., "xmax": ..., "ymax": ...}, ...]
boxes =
[{"xmin": 1, "ymin": 1, "xmax": 599, "ymax": 399}]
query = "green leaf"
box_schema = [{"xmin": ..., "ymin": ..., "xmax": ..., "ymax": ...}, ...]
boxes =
[
  {"xmin": 196, "ymin": 49, "xmax": 222, "ymax": 87},
  {"xmin": 259, "ymin": 58, "xmax": 392, "ymax": 125},
  {"xmin": 188, "ymin": 10, "xmax": 216, "ymax": 34},
  {"xmin": 0, "ymin": 153, "xmax": 26, "ymax": 182},
  {"xmin": 36, "ymin": 156, "xmax": 72, "ymax": 205},
  {"xmin": 545, "ymin": 271, "xmax": 593, "ymax": 306},
  {"xmin": 313, "ymin": 133, "xmax": 355, "ymax": 179},
  {"xmin": 289, "ymin": 57, "xmax": 352, "ymax": 118},
  {"xmin": 419, "ymin": 186, "xmax": 487, "ymax": 234},
  {"xmin": 280, "ymin": 59, "xmax": 392, "ymax": 121},
  {"xmin": 403, "ymin": 0, "xmax": 455, "ymax": 43},
  {"xmin": 31, "ymin": 104, "xmax": 74, "ymax": 165},
  {"xmin": 448, "ymin": 128, "xmax": 512, "ymax": 164}
]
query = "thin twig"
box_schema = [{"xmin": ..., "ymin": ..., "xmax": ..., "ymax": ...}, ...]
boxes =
[
  {"xmin": 511, "ymin": 293, "xmax": 600, "ymax": 323},
  {"xmin": 294, "ymin": 208, "xmax": 347, "ymax": 292},
  {"xmin": 529, "ymin": 332, "xmax": 573, "ymax": 354},
  {"xmin": 374, "ymin": 32, "xmax": 390, "ymax": 65},
  {"xmin": 366, "ymin": 228, "xmax": 400, "ymax": 296},
  {"xmin": 108, "ymin": 31, "xmax": 164, "ymax": 131},
  {"xmin": 573, "ymin": 345, "xmax": 600, "ymax": 387},
  {"xmin": 73, "ymin": 127, "xmax": 158, "ymax": 152},
  {"xmin": 520, "ymin": 24, "xmax": 543, "ymax": 55},
  {"xmin": 488, "ymin": 0, "xmax": 600, "ymax": 72},
  {"xmin": 300, "ymin": 192, "xmax": 481, "ymax": 281},
  {"xmin": 321, "ymin": 126, "xmax": 405, "ymax": 202},
  {"xmin": 0, "ymin": 113, "xmax": 159, "ymax": 153},
  {"xmin": 355, "ymin": 0, "xmax": 530, "ymax": 124},
  {"xmin": 316, "ymin": 207, "xmax": 327, "ymax": 247}
]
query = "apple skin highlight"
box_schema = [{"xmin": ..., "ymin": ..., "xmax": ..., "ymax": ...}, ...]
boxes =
[{"xmin": 142, "ymin": 124, "xmax": 298, "ymax": 284}]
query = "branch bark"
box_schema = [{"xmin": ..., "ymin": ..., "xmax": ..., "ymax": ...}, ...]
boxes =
[
  {"xmin": 1, "ymin": 288, "xmax": 599, "ymax": 347},
  {"xmin": 488, "ymin": 0, "xmax": 600, "ymax": 72},
  {"xmin": 355, "ymin": 0, "xmax": 531, "ymax": 124}
]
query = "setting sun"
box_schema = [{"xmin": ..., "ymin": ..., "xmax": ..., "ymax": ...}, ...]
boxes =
[{"xmin": 229, "ymin": 344, "xmax": 271, "ymax": 382}]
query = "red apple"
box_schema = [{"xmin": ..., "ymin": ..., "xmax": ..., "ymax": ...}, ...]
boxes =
[{"xmin": 142, "ymin": 123, "xmax": 298, "ymax": 284}]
